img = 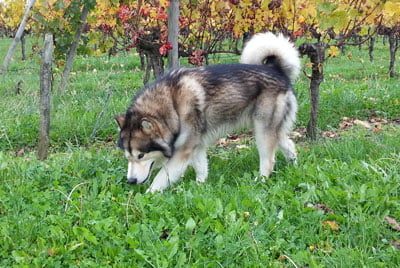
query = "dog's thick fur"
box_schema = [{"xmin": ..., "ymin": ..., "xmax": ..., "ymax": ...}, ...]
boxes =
[{"xmin": 115, "ymin": 32, "xmax": 301, "ymax": 193}]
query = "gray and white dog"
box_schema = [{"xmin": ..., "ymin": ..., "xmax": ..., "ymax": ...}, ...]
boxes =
[{"xmin": 115, "ymin": 32, "xmax": 301, "ymax": 193}]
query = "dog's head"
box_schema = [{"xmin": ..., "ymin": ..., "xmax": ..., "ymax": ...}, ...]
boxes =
[{"xmin": 115, "ymin": 111, "xmax": 175, "ymax": 184}]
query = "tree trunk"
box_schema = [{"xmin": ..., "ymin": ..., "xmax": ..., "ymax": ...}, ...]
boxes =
[
  {"xmin": 167, "ymin": 0, "xmax": 179, "ymax": 69},
  {"xmin": 339, "ymin": 44, "xmax": 345, "ymax": 54},
  {"xmin": 38, "ymin": 33, "xmax": 54, "ymax": 160},
  {"xmin": 139, "ymin": 52, "xmax": 146, "ymax": 71},
  {"xmin": 15, "ymin": 80, "xmax": 23, "ymax": 95},
  {"xmin": 388, "ymin": 33, "xmax": 398, "ymax": 78},
  {"xmin": 1, "ymin": 0, "xmax": 36, "ymax": 73},
  {"xmin": 60, "ymin": 4, "xmax": 90, "ymax": 92},
  {"xmin": 151, "ymin": 53, "xmax": 164, "ymax": 78},
  {"xmin": 143, "ymin": 52, "xmax": 151, "ymax": 85},
  {"xmin": 369, "ymin": 35, "xmax": 375, "ymax": 62},
  {"xmin": 299, "ymin": 43, "xmax": 325, "ymax": 140},
  {"xmin": 21, "ymin": 31, "xmax": 26, "ymax": 61}
]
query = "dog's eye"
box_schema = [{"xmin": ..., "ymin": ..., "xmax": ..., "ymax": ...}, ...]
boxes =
[{"xmin": 138, "ymin": 153, "xmax": 145, "ymax": 159}]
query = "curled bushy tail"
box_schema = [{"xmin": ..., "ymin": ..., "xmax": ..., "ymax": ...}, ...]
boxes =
[{"xmin": 240, "ymin": 32, "xmax": 301, "ymax": 83}]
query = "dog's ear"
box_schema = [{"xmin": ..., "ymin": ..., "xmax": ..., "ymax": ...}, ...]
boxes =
[
  {"xmin": 115, "ymin": 114, "xmax": 125, "ymax": 129},
  {"xmin": 141, "ymin": 119, "xmax": 153, "ymax": 133}
]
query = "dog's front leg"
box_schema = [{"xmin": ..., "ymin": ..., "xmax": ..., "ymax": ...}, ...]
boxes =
[
  {"xmin": 190, "ymin": 146, "xmax": 208, "ymax": 183},
  {"xmin": 147, "ymin": 149, "xmax": 192, "ymax": 193}
]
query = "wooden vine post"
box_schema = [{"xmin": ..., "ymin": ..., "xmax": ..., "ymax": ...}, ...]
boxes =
[
  {"xmin": 38, "ymin": 33, "xmax": 54, "ymax": 160},
  {"xmin": 167, "ymin": 0, "xmax": 180, "ymax": 69},
  {"xmin": 1, "ymin": 0, "xmax": 36, "ymax": 74},
  {"xmin": 388, "ymin": 31, "xmax": 398, "ymax": 78}
]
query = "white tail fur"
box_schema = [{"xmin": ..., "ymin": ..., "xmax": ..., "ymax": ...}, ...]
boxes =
[{"xmin": 240, "ymin": 32, "xmax": 301, "ymax": 83}]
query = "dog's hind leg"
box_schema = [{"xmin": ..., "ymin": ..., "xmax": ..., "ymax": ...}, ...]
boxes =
[
  {"xmin": 279, "ymin": 135, "xmax": 297, "ymax": 164},
  {"xmin": 190, "ymin": 146, "xmax": 208, "ymax": 183},
  {"xmin": 254, "ymin": 120, "xmax": 279, "ymax": 178}
]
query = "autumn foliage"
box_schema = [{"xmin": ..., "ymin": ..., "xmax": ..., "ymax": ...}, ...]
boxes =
[
  {"xmin": 1, "ymin": 0, "xmax": 398, "ymax": 62},
  {"xmin": 2, "ymin": 0, "xmax": 399, "ymax": 138}
]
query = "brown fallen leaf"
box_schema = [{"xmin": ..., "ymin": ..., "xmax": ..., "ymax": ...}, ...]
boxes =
[
  {"xmin": 226, "ymin": 134, "xmax": 240, "ymax": 142},
  {"xmin": 231, "ymin": 132, "xmax": 253, "ymax": 141},
  {"xmin": 372, "ymin": 123, "xmax": 383, "ymax": 133},
  {"xmin": 322, "ymin": 130, "xmax": 339, "ymax": 139},
  {"xmin": 306, "ymin": 203, "xmax": 334, "ymax": 214},
  {"xmin": 291, "ymin": 127, "xmax": 307, "ymax": 140},
  {"xmin": 323, "ymin": 220, "xmax": 340, "ymax": 231},
  {"xmin": 354, "ymin": 119, "xmax": 372, "ymax": 129},
  {"xmin": 16, "ymin": 148, "xmax": 25, "ymax": 157},
  {"xmin": 384, "ymin": 216, "xmax": 400, "ymax": 232},
  {"xmin": 216, "ymin": 138, "xmax": 228, "ymax": 147},
  {"xmin": 339, "ymin": 117, "xmax": 354, "ymax": 130},
  {"xmin": 217, "ymin": 132, "xmax": 252, "ymax": 147},
  {"xmin": 390, "ymin": 240, "xmax": 400, "ymax": 250},
  {"xmin": 338, "ymin": 116, "xmax": 391, "ymax": 133},
  {"xmin": 290, "ymin": 130, "xmax": 304, "ymax": 140},
  {"xmin": 369, "ymin": 117, "xmax": 388, "ymax": 124}
]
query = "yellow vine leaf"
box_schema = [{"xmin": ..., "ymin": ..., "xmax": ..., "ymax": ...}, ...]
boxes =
[
  {"xmin": 159, "ymin": 0, "xmax": 169, "ymax": 8},
  {"xmin": 305, "ymin": 62, "xmax": 313, "ymax": 69},
  {"xmin": 328, "ymin": 46, "xmax": 340, "ymax": 58},
  {"xmin": 383, "ymin": 1, "xmax": 397, "ymax": 17},
  {"xmin": 323, "ymin": 220, "xmax": 340, "ymax": 231}
]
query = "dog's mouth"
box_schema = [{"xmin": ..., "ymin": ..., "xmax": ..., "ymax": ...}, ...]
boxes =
[
  {"xmin": 127, "ymin": 162, "xmax": 154, "ymax": 185},
  {"xmin": 144, "ymin": 162, "xmax": 155, "ymax": 183}
]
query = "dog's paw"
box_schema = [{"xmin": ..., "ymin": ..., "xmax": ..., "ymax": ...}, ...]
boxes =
[
  {"xmin": 254, "ymin": 175, "xmax": 268, "ymax": 183},
  {"xmin": 145, "ymin": 188, "xmax": 152, "ymax": 194},
  {"xmin": 146, "ymin": 186, "xmax": 163, "ymax": 194},
  {"xmin": 254, "ymin": 176, "xmax": 266, "ymax": 182},
  {"xmin": 195, "ymin": 177, "xmax": 207, "ymax": 184},
  {"xmin": 289, "ymin": 157, "xmax": 298, "ymax": 165}
]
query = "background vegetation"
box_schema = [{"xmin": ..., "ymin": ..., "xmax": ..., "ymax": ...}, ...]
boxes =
[
  {"xmin": 1, "ymin": 35, "xmax": 399, "ymax": 266},
  {"xmin": 0, "ymin": 0, "xmax": 399, "ymax": 266}
]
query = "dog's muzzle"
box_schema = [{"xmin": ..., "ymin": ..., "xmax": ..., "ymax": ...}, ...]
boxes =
[
  {"xmin": 127, "ymin": 161, "xmax": 154, "ymax": 185},
  {"xmin": 127, "ymin": 178, "xmax": 138, "ymax": 184}
]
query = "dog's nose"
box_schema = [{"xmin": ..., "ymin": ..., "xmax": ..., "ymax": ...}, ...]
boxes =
[{"xmin": 127, "ymin": 178, "xmax": 138, "ymax": 184}]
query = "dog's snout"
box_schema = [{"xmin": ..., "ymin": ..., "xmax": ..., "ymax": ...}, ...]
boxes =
[{"xmin": 127, "ymin": 178, "xmax": 138, "ymax": 184}]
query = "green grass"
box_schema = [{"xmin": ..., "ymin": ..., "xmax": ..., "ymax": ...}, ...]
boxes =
[{"xmin": 0, "ymin": 36, "xmax": 399, "ymax": 266}]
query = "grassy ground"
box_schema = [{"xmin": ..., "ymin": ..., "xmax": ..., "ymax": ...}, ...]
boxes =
[{"xmin": 0, "ymin": 37, "xmax": 399, "ymax": 267}]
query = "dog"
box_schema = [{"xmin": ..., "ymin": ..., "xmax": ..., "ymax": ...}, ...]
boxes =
[{"xmin": 115, "ymin": 32, "xmax": 301, "ymax": 193}]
